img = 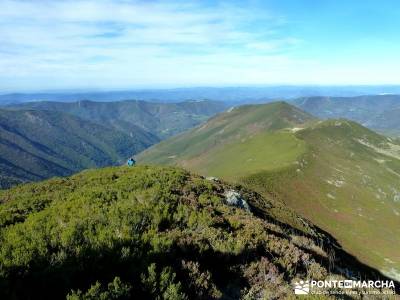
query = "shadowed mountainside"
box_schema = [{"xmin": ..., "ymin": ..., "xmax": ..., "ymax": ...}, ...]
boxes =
[{"xmin": 0, "ymin": 109, "xmax": 154, "ymax": 188}]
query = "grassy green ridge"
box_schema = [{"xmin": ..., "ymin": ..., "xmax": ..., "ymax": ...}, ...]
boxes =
[
  {"xmin": 0, "ymin": 109, "xmax": 153, "ymax": 188},
  {"xmin": 248, "ymin": 120, "xmax": 400, "ymax": 281},
  {"xmin": 137, "ymin": 101, "xmax": 315, "ymax": 167},
  {"xmin": 137, "ymin": 102, "xmax": 317, "ymax": 231},
  {"xmin": 0, "ymin": 165, "xmax": 394, "ymax": 299},
  {"xmin": 137, "ymin": 102, "xmax": 400, "ymax": 282}
]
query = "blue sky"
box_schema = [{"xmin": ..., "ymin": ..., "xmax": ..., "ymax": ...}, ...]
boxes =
[{"xmin": 1, "ymin": 0, "xmax": 400, "ymax": 91}]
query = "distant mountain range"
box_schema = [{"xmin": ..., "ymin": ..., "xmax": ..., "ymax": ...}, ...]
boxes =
[
  {"xmin": 137, "ymin": 101, "xmax": 400, "ymax": 281},
  {"xmin": 366, "ymin": 107, "xmax": 400, "ymax": 136},
  {"xmin": 292, "ymin": 94, "xmax": 400, "ymax": 136},
  {"xmin": 5, "ymin": 91, "xmax": 400, "ymax": 136},
  {"xmin": 1, "ymin": 100, "xmax": 227, "ymax": 188},
  {"xmin": 7, "ymin": 99, "xmax": 227, "ymax": 139},
  {"xmin": 2, "ymin": 85, "xmax": 400, "ymax": 105}
]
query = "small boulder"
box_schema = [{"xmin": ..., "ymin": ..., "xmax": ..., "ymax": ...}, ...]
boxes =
[
  {"xmin": 224, "ymin": 190, "xmax": 251, "ymax": 212},
  {"xmin": 206, "ymin": 176, "xmax": 220, "ymax": 182}
]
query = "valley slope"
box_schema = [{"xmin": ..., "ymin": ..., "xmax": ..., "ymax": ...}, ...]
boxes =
[
  {"xmin": 1, "ymin": 100, "xmax": 226, "ymax": 188},
  {"xmin": 137, "ymin": 102, "xmax": 400, "ymax": 281},
  {"xmin": 0, "ymin": 109, "xmax": 153, "ymax": 188}
]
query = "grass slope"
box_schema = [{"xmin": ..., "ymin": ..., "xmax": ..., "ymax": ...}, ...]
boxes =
[
  {"xmin": 250, "ymin": 120, "xmax": 400, "ymax": 281},
  {"xmin": 137, "ymin": 102, "xmax": 400, "ymax": 281},
  {"xmin": 138, "ymin": 101, "xmax": 314, "ymax": 167},
  {"xmin": 0, "ymin": 109, "xmax": 152, "ymax": 188},
  {"xmin": 192, "ymin": 131, "xmax": 306, "ymax": 180},
  {"xmin": 0, "ymin": 165, "xmax": 395, "ymax": 299}
]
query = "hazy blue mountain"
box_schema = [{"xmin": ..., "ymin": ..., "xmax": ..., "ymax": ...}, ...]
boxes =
[
  {"xmin": 0, "ymin": 109, "xmax": 154, "ymax": 188},
  {"xmin": 2, "ymin": 85, "xmax": 400, "ymax": 105},
  {"xmin": 8, "ymin": 99, "xmax": 228, "ymax": 139},
  {"xmin": 293, "ymin": 95, "xmax": 400, "ymax": 135},
  {"xmin": 364, "ymin": 107, "xmax": 400, "ymax": 136}
]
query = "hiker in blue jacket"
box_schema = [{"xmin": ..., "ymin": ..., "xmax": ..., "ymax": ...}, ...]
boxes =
[{"xmin": 127, "ymin": 158, "xmax": 136, "ymax": 166}]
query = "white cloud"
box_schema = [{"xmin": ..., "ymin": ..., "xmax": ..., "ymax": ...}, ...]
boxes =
[{"xmin": 4, "ymin": 0, "xmax": 372, "ymax": 90}]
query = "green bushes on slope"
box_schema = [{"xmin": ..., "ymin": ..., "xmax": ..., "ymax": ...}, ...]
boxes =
[{"xmin": 0, "ymin": 166, "xmax": 394, "ymax": 299}]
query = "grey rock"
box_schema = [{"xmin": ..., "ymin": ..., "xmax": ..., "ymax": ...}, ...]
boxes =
[
  {"xmin": 206, "ymin": 176, "xmax": 220, "ymax": 182},
  {"xmin": 224, "ymin": 190, "xmax": 251, "ymax": 212}
]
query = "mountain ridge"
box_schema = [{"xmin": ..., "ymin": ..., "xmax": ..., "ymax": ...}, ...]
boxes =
[
  {"xmin": 137, "ymin": 101, "xmax": 316, "ymax": 171},
  {"xmin": 137, "ymin": 101, "xmax": 400, "ymax": 281}
]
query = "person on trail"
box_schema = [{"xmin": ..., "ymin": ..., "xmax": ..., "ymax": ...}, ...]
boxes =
[{"xmin": 127, "ymin": 158, "xmax": 136, "ymax": 166}]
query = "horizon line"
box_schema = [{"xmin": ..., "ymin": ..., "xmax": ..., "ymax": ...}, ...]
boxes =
[{"xmin": 3, "ymin": 84, "xmax": 400, "ymax": 95}]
